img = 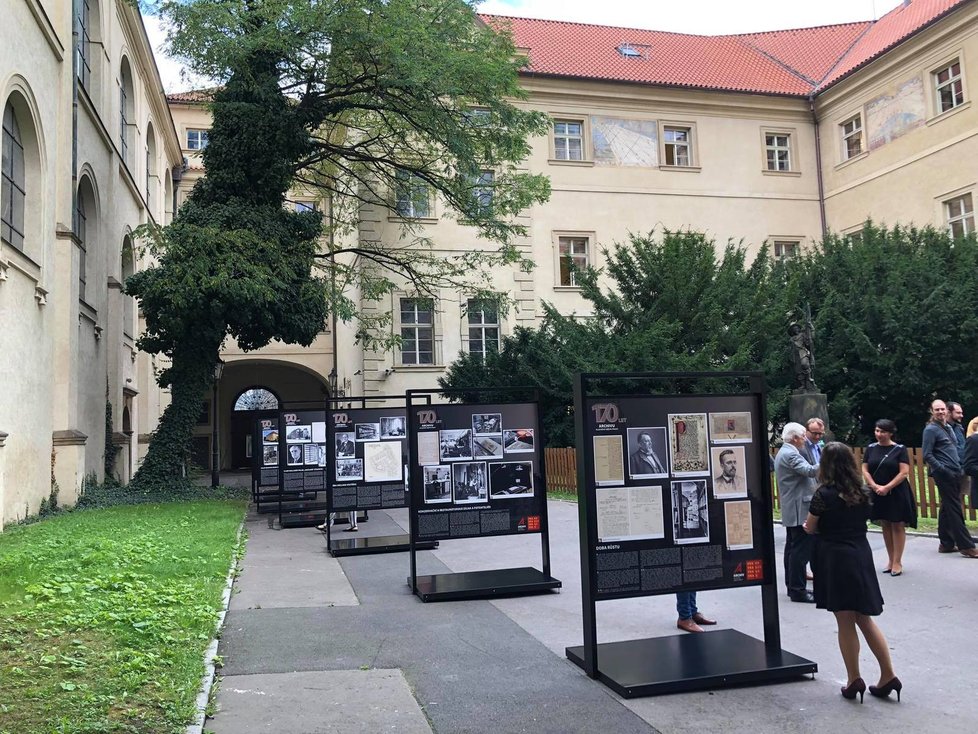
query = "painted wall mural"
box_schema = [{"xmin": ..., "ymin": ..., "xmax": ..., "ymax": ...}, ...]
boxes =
[
  {"xmin": 591, "ymin": 116, "xmax": 659, "ymax": 167},
  {"xmin": 866, "ymin": 76, "xmax": 926, "ymax": 151}
]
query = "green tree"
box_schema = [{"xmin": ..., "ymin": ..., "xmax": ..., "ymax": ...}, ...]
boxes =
[{"xmin": 129, "ymin": 0, "xmax": 551, "ymax": 488}]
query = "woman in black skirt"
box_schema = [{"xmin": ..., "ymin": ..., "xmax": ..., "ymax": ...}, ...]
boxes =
[
  {"xmin": 862, "ymin": 419, "xmax": 916, "ymax": 576},
  {"xmin": 804, "ymin": 442, "xmax": 901, "ymax": 703}
]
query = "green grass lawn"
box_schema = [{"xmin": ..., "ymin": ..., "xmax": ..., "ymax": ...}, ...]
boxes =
[{"xmin": 0, "ymin": 499, "xmax": 246, "ymax": 734}]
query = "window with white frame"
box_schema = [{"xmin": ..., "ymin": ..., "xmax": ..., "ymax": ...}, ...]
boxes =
[
  {"xmin": 558, "ymin": 235, "xmax": 589, "ymax": 286},
  {"xmin": 1, "ymin": 103, "xmax": 26, "ymax": 251},
  {"xmin": 293, "ymin": 200, "xmax": 317, "ymax": 213},
  {"xmin": 553, "ymin": 119, "xmax": 584, "ymax": 161},
  {"xmin": 773, "ymin": 240, "xmax": 800, "ymax": 260},
  {"xmin": 841, "ymin": 115, "xmax": 862, "ymax": 160},
  {"xmin": 945, "ymin": 193, "xmax": 975, "ymax": 239},
  {"xmin": 187, "ymin": 129, "xmax": 209, "ymax": 151},
  {"xmin": 399, "ymin": 298, "xmax": 435, "ymax": 365},
  {"xmin": 119, "ymin": 59, "xmax": 135, "ymax": 167},
  {"xmin": 471, "ymin": 170, "xmax": 494, "ymax": 215},
  {"xmin": 466, "ymin": 297, "xmax": 500, "ymax": 361},
  {"xmin": 663, "ymin": 126, "xmax": 692, "ymax": 166},
  {"xmin": 77, "ymin": 0, "xmax": 92, "ymax": 88},
  {"xmin": 463, "ymin": 107, "xmax": 491, "ymax": 126},
  {"xmin": 934, "ymin": 59, "xmax": 964, "ymax": 114},
  {"xmin": 765, "ymin": 133, "xmax": 791, "ymax": 171},
  {"xmin": 394, "ymin": 170, "xmax": 431, "ymax": 218},
  {"xmin": 76, "ymin": 188, "xmax": 88, "ymax": 301}
]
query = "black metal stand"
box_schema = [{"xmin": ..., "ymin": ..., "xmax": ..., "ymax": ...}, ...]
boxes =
[
  {"xmin": 412, "ymin": 567, "xmax": 561, "ymax": 602},
  {"xmin": 566, "ymin": 629, "xmax": 815, "ymax": 697},
  {"xmin": 331, "ymin": 533, "xmax": 438, "ymax": 557}
]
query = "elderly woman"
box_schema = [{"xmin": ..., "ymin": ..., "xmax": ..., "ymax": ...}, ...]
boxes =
[{"xmin": 862, "ymin": 419, "xmax": 916, "ymax": 576}]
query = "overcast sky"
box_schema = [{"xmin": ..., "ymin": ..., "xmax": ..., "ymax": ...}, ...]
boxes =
[{"xmin": 148, "ymin": 0, "xmax": 904, "ymax": 92}]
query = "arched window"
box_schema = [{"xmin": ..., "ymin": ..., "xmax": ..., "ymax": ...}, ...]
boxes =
[
  {"xmin": 163, "ymin": 169, "xmax": 173, "ymax": 224},
  {"xmin": 76, "ymin": 0, "xmax": 102, "ymax": 96},
  {"xmin": 1, "ymin": 102, "xmax": 25, "ymax": 251},
  {"xmin": 234, "ymin": 388, "xmax": 280, "ymax": 411},
  {"xmin": 121, "ymin": 235, "xmax": 135, "ymax": 337},
  {"xmin": 145, "ymin": 122, "xmax": 158, "ymax": 212},
  {"xmin": 76, "ymin": 176, "xmax": 97, "ymax": 303},
  {"xmin": 119, "ymin": 58, "xmax": 135, "ymax": 167}
]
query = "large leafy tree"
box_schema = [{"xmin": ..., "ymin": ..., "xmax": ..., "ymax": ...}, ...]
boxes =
[{"xmin": 129, "ymin": 0, "xmax": 551, "ymax": 488}]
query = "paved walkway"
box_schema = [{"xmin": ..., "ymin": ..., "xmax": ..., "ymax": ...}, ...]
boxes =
[{"xmin": 207, "ymin": 501, "xmax": 978, "ymax": 734}]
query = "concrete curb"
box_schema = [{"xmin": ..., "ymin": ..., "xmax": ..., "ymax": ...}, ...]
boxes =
[{"xmin": 185, "ymin": 518, "xmax": 246, "ymax": 734}]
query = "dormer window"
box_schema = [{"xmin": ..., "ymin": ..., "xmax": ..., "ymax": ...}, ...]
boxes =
[{"xmin": 617, "ymin": 44, "xmax": 643, "ymax": 59}]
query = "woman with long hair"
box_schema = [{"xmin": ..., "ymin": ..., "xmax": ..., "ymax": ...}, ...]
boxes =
[
  {"xmin": 863, "ymin": 419, "xmax": 916, "ymax": 576},
  {"xmin": 804, "ymin": 442, "xmax": 901, "ymax": 703}
]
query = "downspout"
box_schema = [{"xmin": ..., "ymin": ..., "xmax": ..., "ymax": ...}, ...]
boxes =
[{"xmin": 809, "ymin": 95, "xmax": 828, "ymax": 239}]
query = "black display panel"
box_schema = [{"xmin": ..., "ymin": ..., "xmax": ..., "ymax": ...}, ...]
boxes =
[
  {"xmin": 326, "ymin": 407, "xmax": 409, "ymax": 512},
  {"xmin": 251, "ymin": 411, "xmax": 282, "ymax": 488},
  {"xmin": 409, "ymin": 402, "xmax": 545, "ymax": 541},
  {"xmin": 278, "ymin": 408, "xmax": 329, "ymax": 491},
  {"xmin": 580, "ymin": 393, "xmax": 772, "ymax": 601}
]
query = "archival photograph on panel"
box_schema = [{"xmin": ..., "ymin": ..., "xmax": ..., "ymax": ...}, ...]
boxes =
[
  {"xmin": 472, "ymin": 413, "xmax": 502, "ymax": 435},
  {"xmin": 626, "ymin": 427, "xmax": 669, "ymax": 479},
  {"xmin": 336, "ymin": 458, "xmax": 364, "ymax": 482},
  {"xmin": 285, "ymin": 424, "xmax": 312, "ymax": 443},
  {"xmin": 489, "ymin": 461, "xmax": 534, "ymax": 499},
  {"xmin": 440, "ymin": 429, "xmax": 473, "ymax": 462},
  {"xmin": 709, "ymin": 411, "xmax": 753, "ymax": 444},
  {"xmin": 671, "ymin": 479, "xmax": 710, "ymax": 544},
  {"xmin": 303, "ymin": 443, "xmax": 321, "ymax": 466},
  {"xmin": 311, "ymin": 422, "xmax": 327, "ymax": 443},
  {"xmin": 472, "ymin": 434, "xmax": 504, "ymax": 459},
  {"xmin": 355, "ymin": 423, "xmax": 380, "ymax": 442},
  {"xmin": 286, "ymin": 444, "xmax": 304, "ymax": 466},
  {"xmin": 317, "ymin": 444, "xmax": 327, "ymax": 467},
  {"xmin": 262, "ymin": 428, "xmax": 279, "ymax": 444},
  {"xmin": 668, "ymin": 414, "xmax": 710, "ymax": 476},
  {"xmin": 711, "ymin": 446, "xmax": 748, "ymax": 498},
  {"xmin": 593, "ymin": 435, "xmax": 625, "ymax": 486},
  {"xmin": 452, "ymin": 461, "xmax": 488, "ymax": 504},
  {"xmin": 417, "ymin": 431, "xmax": 440, "ymax": 466},
  {"xmin": 263, "ymin": 444, "xmax": 279, "ymax": 466},
  {"xmin": 423, "ymin": 465, "xmax": 452, "ymax": 504},
  {"xmin": 335, "ymin": 432, "xmax": 356, "ymax": 458},
  {"xmin": 724, "ymin": 500, "xmax": 754, "ymax": 550},
  {"xmin": 363, "ymin": 440, "xmax": 403, "ymax": 482},
  {"xmin": 380, "ymin": 416, "xmax": 406, "ymax": 439},
  {"xmin": 503, "ymin": 428, "xmax": 534, "ymax": 453},
  {"xmin": 596, "ymin": 485, "xmax": 665, "ymax": 542}
]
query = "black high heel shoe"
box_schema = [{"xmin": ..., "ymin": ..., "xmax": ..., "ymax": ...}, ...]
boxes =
[
  {"xmin": 841, "ymin": 678, "xmax": 866, "ymax": 702},
  {"xmin": 869, "ymin": 677, "xmax": 902, "ymax": 701}
]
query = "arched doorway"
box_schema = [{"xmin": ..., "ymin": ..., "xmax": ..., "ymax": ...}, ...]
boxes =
[{"xmin": 230, "ymin": 386, "xmax": 281, "ymax": 469}]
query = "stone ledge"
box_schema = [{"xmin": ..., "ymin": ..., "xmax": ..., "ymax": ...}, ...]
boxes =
[{"xmin": 52, "ymin": 429, "xmax": 88, "ymax": 446}]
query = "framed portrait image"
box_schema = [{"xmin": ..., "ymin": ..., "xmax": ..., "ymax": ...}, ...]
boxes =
[
  {"xmin": 711, "ymin": 445, "xmax": 748, "ymax": 498},
  {"xmin": 423, "ymin": 465, "xmax": 452, "ymax": 504},
  {"xmin": 335, "ymin": 432, "xmax": 356, "ymax": 458},
  {"xmin": 286, "ymin": 444, "xmax": 304, "ymax": 466},
  {"xmin": 625, "ymin": 427, "xmax": 669, "ymax": 479},
  {"xmin": 452, "ymin": 461, "xmax": 488, "ymax": 504}
]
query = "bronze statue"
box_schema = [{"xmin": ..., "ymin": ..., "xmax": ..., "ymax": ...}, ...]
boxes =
[{"xmin": 788, "ymin": 307, "xmax": 817, "ymax": 393}]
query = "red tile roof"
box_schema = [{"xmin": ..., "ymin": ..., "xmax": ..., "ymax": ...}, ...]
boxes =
[
  {"xmin": 166, "ymin": 88, "xmax": 218, "ymax": 103},
  {"xmin": 481, "ymin": 0, "xmax": 972, "ymax": 97}
]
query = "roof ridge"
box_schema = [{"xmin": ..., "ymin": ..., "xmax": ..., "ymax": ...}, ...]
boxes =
[
  {"xmin": 734, "ymin": 36, "xmax": 819, "ymax": 88},
  {"xmin": 813, "ymin": 19, "xmax": 879, "ymax": 89},
  {"xmin": 725, "ymin": 20, "xmax": 872, "ymax": 39},
  {"xmin": 480, "ymin": 13, "xmax": 731, "ymax": 39}
]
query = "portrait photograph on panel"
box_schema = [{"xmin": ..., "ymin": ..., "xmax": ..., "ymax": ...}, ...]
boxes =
[
  {"xmin": 471, "ymin": 413, "xmax": 502, "ymax": 435},
  {"xmin": 711, "ymin": 446, "xmax": 748, "ymax": 498},
  {"xmin": 423, "ymin": 465, "xmax": 452, "ymax": 504},
  {"xmin": 489, "ymin": 461, "xmax": 534, "ymax": 499},
  {"xmin": 709, "ymin": 411, "xmax": 753, "ymax": 444},
  {"xmin": 503, "ymin": 428, "xmax": 534, "ymax": 453},
  {"xmin": 285, "ymin": 424, "xmax": 312, "ymax": 443},
  {"xmin": 472, "ymin": 434, "xmax": 504, "ymax": 458},
  {"xmin": 335, "ymin": 432, "xmax": 356, "ymax": 458},
  {"xmin": 286, "ymin": 443, "xmax": 304, "ymax": 466},
  {"xmin": 440, "ymin": 429, "xmax": 473, "ymax": 461},
  {"xmin": 263, "ymin": 444, "xmax": 279, "ymax": 466},
  {"xmin": 380, "ymin": 416, "xmax": 406, "ymax": 439},
  {"xmin": 667, "ymin": 413, "xmax": 710, "ymax": 476},
  {"xmin": 671, "ymin": 479, "xmax": 710, "ymax": 543},
  {"xmin": 336, "ymin": 458, "xmax": 364, "ymax": 481},
  {"xmin": 452, "ymin": 461, "xmax": 488, "ymax": 503},
  {"xmin": 355, "ymin": 423, "xmax": 380, "ymax": 441},
  {"xmin": 626, "ymin": 427, "xmax": 669, "ymax": 479}
]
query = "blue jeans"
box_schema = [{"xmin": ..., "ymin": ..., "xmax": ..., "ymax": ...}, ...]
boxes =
[{"xmin": 676, "ymin": 591, "xmax": 697, "ymax": 620}]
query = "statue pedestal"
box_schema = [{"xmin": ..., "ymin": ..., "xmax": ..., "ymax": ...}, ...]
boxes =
[{"xmin": 789, "ymin": 393, "xmax": 829, "ymax": 430}]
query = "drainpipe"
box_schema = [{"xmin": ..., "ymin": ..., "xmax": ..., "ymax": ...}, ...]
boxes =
[{"xmin": 809, "ymin": 95, "xmax": 828, "ymax": 239}]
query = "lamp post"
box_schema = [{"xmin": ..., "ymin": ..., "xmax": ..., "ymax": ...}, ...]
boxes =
[{"xmin": 211, "ymin": 358, "xmax": 225, "ymax": 487}]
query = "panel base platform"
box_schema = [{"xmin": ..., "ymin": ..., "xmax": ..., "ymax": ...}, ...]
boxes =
[
  {"xmin": 329, "ymin": 533, "xmax": 437, "ymax": 556},
  {"xmin": 412, "ymin": 566, "xmax": 561, "ymax": 602},
  {"xmin": 566, "ymin": 629, "xmax": 816, "ymax": 697}
]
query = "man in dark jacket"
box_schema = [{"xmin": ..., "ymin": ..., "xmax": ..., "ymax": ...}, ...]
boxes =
[{"xmin": 923, "ymin": 399, "xmax": 977, "ymax": 557}]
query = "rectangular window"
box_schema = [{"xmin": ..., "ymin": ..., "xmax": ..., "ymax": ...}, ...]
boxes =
[
  {"xmin": 463, "ymin": 107, "xmax": 491, "ymax": 127},
  {"xmin": 76, "ymin": 0, "xmax": 92, "ymax": 88},
  {"xmin": 765, "ymin": 133, "xmax": 791, "ymax": 171},
  {"xmin": 76, "ymin": 197, "xmax": 87, "ymax": 301},
  {"xmin": 294, "ymin": 200, "xmax": 317, "ymax": 213},
  {"xmin": 2, "ymin": 105, "xmax": 26, "ymax": 250},
  {"xmin": 400, "ymin": 298, "xmax": 434, "ymax": 365},
  {"xmin": 841, "ymin": 115, "xmax": 862, "ymax": 160},
  {"xmin": 945, "ymin": 193, "xmax": 975, "ymax": 239},
  {"xmin": 466, "ymin": 298, "xmax": 499, "ymax": 361},
  {"xmin": 187, "ymin": 129, "xmax": 209, "ymax": 151},
  {"xmin": 553, "ymin": 120, "xmax": 584, "ymax": 161},
  {"xmin": 558, "ymin": 235, "xmax": 589, "ymax": 286},
  {"xmin": 934, "ymin": 60, "xmax": 964, "ymax": 114},
  {"xmin": 394, "ymin": 170, "xmax": 431, "ymax": 218},
  {"xmin": 773, "ymin": 240, "xmax": 800, "ymax": 260},
  {"xmin": 119, "ymin": 85, "xmax": 129, "ymax": 164},
  {"xmin": 471, "ymin": 171, "xmax": 494, "ymax": 215},
  {"xmin": 663, "ymin": 126, "xmax": 692, "ymax": 166}
]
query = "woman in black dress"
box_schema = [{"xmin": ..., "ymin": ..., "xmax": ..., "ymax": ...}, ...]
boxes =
[
  {"xmin": 862, "ymin": 419, "xmax": 916, "ymax": 576},
  {"xmin": 804, "ymin": 442, "xmax": 901, "ymax": 703}
]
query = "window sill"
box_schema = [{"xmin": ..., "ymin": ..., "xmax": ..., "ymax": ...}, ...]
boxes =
[
  {"xmin": 926, "ymin": 100, "xmax": 971, "ymax": 126},
  {"xmin": 0, "ymin": 245, "xmax": 42, "ymax": 284},
  {"xmin": 834, "ymin": 151, "xmax": 869, "ymax": 171},
  {"xmin": 387, "ymin": 216, "xmax": 438, "ymax": 225},
  {"xmin": 393, "ymin": 364, "xmax": 446, "ymax": 372},
  {"xmin": 548, "ymin": 158, "xmax": 595, "ymax": 167},
  {"xmin": 761, "ymin": 169, "xmax": 802, "ymax": 177},
  {"xmin": 660, "ymin": 165, "xmax": 702, "ymax": 173},
  {"xmin": 553, "ymin": 285, "xmax": 583, "ymax": 292}
]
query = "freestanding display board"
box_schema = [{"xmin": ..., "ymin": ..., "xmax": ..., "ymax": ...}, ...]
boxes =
[
  {"xmin": 406, "ymin": 388, "xmax": 562, "ymax": 602},
  {"xmin": 566, "ymin": 372, "xmax": 816, "ymax": 696},
  {"xmin": 324, "ymin": 396, "xmax": 436, "ymax": 556}
]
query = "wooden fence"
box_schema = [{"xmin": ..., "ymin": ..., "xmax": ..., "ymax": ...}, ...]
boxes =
[{"xmin": 543, "ymin": 446, "xmax": 976, "ymax": 521}]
